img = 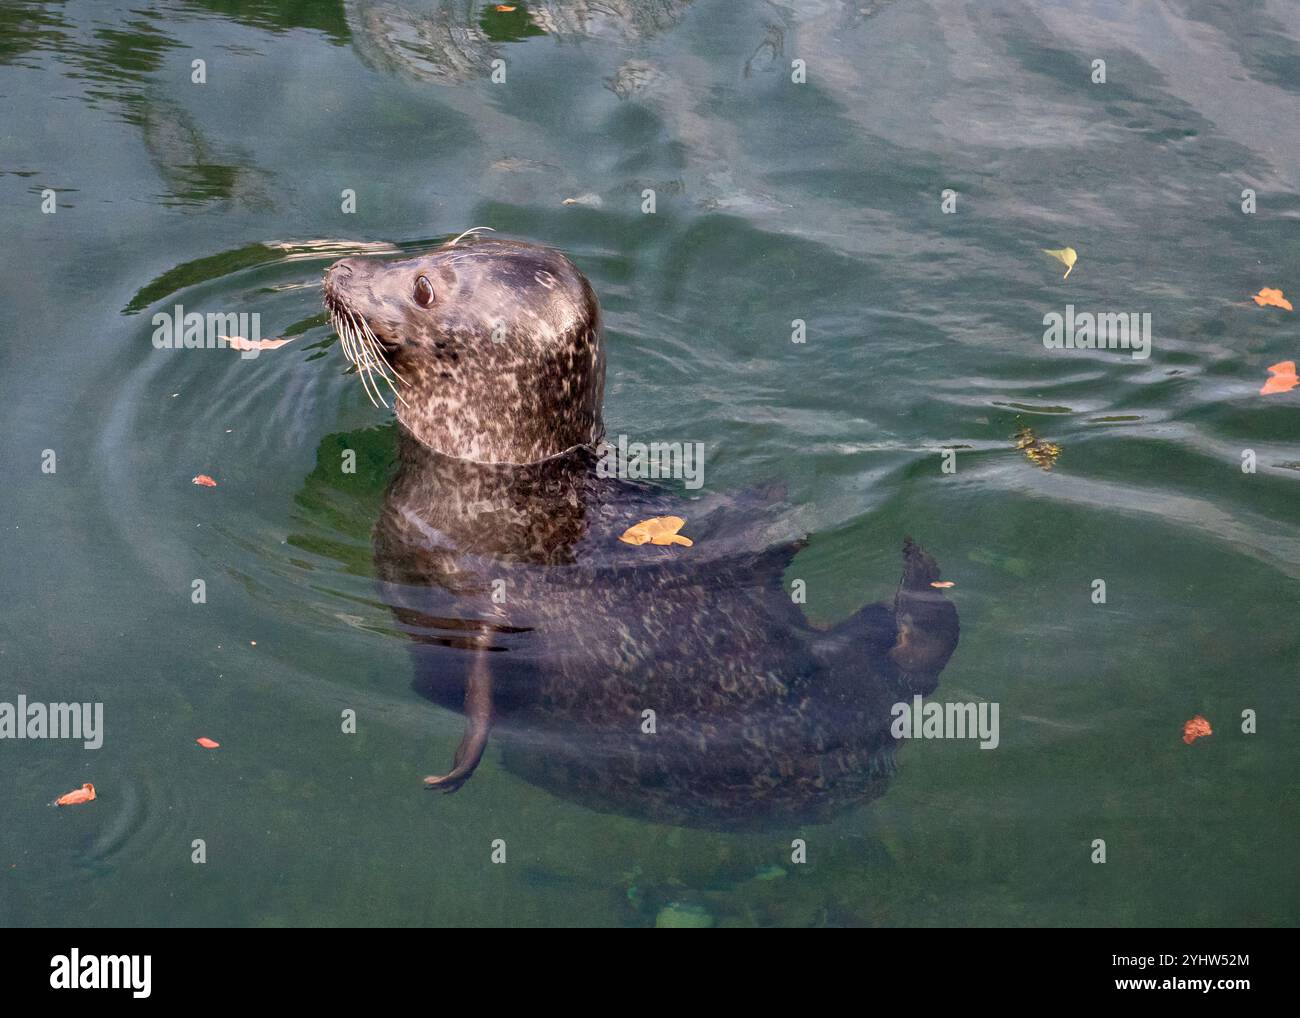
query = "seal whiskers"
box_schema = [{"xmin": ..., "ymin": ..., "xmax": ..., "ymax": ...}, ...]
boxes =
[
  {"xmin": 327, "ymin": 295, "xmax": 408, "ymax": 408},
  {"xmin": 354, "ymin": 310, "xmax": 409, "ymax": 407},
  {"xmin": 448, "ymin": 225, "xmax": 495, "ymax": 245}
]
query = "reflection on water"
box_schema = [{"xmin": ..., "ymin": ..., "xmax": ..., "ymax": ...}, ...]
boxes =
[
  {"xmin": 372, "ymin": 427, "xmax": 957, "ymax": 827},
  {"xmin": 1, "ymin": 0, "xmax": 1298, "ymax": 927},
  {"xmin": 345, "ymin": 1, "xmax": 689, "ymax": 84}
]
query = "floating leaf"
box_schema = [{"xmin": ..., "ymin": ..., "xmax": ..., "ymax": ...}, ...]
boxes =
[
  {"xmin": 1252, "ymin": 287, "xmax": 1293, "ymax": 311},
  {"xmin": 619, "ymin": 516, "xmax": 693, "ymax": 547},
  {"xmin": 1042, "ymin": 246, "xmax": 1078, "ymax": 280},
  {"xmin": 192, "ymin": 474, "xmax": 218, "ymax": 487},
  {"xmin": 196, "ymin": 737, "xmax": 220, "ymax": 749},
  {"xmin": 1261, "ymin": 361, "xmax": 1298, "ymax": 395},
  {"xmin": 1182, "ymin": 715, "xmax": 1212, "ymax": 744},
  {"xmin": 55, "ymin": 783, "xmax": 96, "ymax": 806},
  {"xmin": 223, "ymin": 335, "xmax": 293, "ymax": 352},
  {"xmin": 1014, "ymin": 424, "xmax": 1061, "ymax": 470}
]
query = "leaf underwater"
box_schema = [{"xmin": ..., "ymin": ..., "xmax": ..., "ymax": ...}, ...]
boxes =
[
  {"xmin": 619, "ymin": 516, "xmax": 694, "ymax": 547},
  {"xmin": 1014, "ymin": 424, "xmax": 1062, "ymax": 470},
  {"xmin": 1042, "ymin": 246, "xmax": 1078, "ymax": 279}
]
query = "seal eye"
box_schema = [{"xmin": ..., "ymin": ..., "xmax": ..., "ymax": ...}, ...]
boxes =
[{"xmin": 413, "ymin": 275, "xmax": 435, "ymax": 308}]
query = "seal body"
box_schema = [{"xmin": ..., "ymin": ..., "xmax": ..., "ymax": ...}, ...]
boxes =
[{"xmin": 324, "ymin": 236, "xmax": 959, "ymax": 827}]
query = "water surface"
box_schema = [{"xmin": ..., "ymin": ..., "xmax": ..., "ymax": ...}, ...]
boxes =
[{"xmin": 1, "ymin": 0, "xmax": 1298, "ymax": 927}]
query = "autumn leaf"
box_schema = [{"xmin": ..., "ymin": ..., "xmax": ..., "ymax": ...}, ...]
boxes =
[
  {"xmin": 223, "ymin": 335, "xmax": 293, "ymax": 352},
  {"xmin": 1252, "ymin": 287, "xmax": 1293, "ymax": 311},
  {"xmin": 1261, "ymin": 361, "xmax": 1298, "ymax": 395},
  {"xmin": 1014, "ymin": 424, "xmax": 1061, "ymax": 470},
  {"xmin": 192, "ymin": 474, "xmax": 218, "ymax": 487},
  {"xmin": 196, "ymin": 737, "xmax": 220, "ymax": 749},
  {"xmin": 619, "ymin": 516, "xmax": 693, "ymax": 547},
  {"xmin": 55, "ymin": 783, "xmax": 96, "ymax": 806},
  {"xmin": 1042, "ymin": 246, "xmax": 1078, "ymax": 280},
  {"xmin": 1182, "ymin": 715, "xmax": 1212, "ymax": 744}
]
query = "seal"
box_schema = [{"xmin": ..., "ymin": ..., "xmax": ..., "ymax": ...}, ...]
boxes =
[
  {"xmin": 324, "ymin": 232, "xmax": 603, "ymax": 463},
  {"xmin": 323, "ymin": 234, "xmax": 959, "ymax": 827}
]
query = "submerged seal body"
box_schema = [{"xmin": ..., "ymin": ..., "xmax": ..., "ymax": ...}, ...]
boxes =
[{"xmin": 323, "ymin": 235, "xmax": 959, "ymax": 827}]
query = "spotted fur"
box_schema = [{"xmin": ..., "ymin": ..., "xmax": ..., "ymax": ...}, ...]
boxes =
[
  {"xmin": 324, "ymin": 237, "xmax": 959, "ymax": 827},
  {"xmin": 325, "ymin": 237, "xmax": 603, "ymax": 463}
]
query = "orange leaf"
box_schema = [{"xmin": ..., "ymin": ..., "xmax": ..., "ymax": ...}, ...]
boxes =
[
  {"xmin": 1252, "ymin": 288, "xmax": 1293, "ymax": 311},
  {"xmin": 930, "ymin": 580, "xmax": 955, "ymax": 588},
  {"xmin": 196, "ymin": 737, "xmax": 220, "ymax": 749},
  {"xmin": 618, "ymin": 516, "xmax": 693, "ymax": 547},
  {"xmin": 192, "ymin": 474, "xmax": 218, "ymax": 487},
  {"xmin": 1182, "ymin": 715, "xmax": 1212, "ymax": 744},
  {"xmin": 1261, "ymin": 361, "xmax": 1298, "ymax": 395},
  {"xmin": 55, "ymin": 783, "xmax": 96, "ymax": 806}
]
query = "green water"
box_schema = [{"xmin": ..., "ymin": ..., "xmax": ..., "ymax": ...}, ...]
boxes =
[{"xmin": 1, "ymin": 0, "xmax": 1297, "ymax": 927}]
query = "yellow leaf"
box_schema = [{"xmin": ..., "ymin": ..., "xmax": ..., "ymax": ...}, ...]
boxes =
[
  {"xmin": 1042, "ymin": 246, "xmax": 1078, "ymax": 280},
  {"xmin": 619, "ymin": 516, "xmax": 693, "ymax": 547},
  {"xmin": 1015, "ymin": 423, "xmax": 1061, "ymax": 470}
]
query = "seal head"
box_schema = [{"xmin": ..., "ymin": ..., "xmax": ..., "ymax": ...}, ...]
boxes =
[{"xmin": 324, "ymin": 237, "xmax": 604, "ymax": 464}]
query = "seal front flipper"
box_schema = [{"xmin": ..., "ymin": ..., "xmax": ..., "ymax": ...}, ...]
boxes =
[
  {"xmin": 423, "ymin": 635, "xmax": 493, "ymax": 793},
  {"xmin": 888, "ymin": 537, "xmax": 959, "ymax": 695}
]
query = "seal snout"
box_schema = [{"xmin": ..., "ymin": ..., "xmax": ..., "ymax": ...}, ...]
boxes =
[
  {"xmin": 323, "ymin": 258, "xmax": 382, "ymax": 338},
  {"xmin": 323, "ymin": 258, "xmax": 359, "ymax": 303},
  {"xmin": 323, "ymin": 256, "xmax": 407, "ymax": 409}
]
